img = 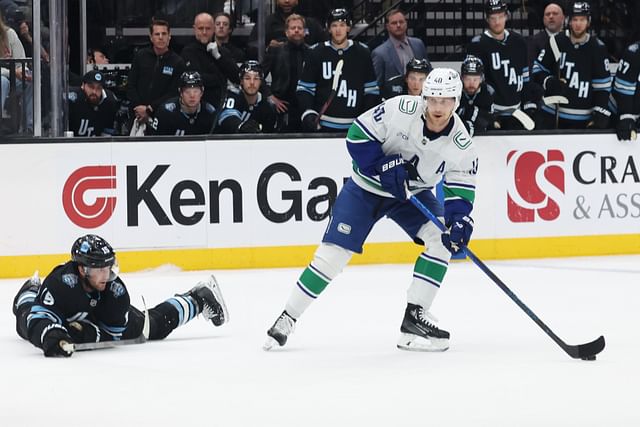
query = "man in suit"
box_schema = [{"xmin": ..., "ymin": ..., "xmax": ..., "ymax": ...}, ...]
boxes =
[{"xmin": 371, "ymin": 8, "xmax": 428, "ymax": 87}]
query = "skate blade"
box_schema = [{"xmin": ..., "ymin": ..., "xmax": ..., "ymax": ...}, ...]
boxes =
[
  {"xmin": 263, "ymin": 336, "xmax": 280, "ymax": 351},
  {"xmin": 397, "ymin": 333, "xmax": 449, "ymax": 352},
  {"xmin": 207, "ymin": 274, "xmax": 229, "ymax": 325}
]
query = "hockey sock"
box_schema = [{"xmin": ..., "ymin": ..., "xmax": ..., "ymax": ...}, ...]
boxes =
[
  {"xmin": 166, "ymin": 295, "xmax": 198, "ymax": 326},
  {"xmin": 285, "ymin": 243, "xmax": 352, "ymax": 319},
  {"xmin": 407, "ymin": 252, "xmax": 449, "ymax": 310}
]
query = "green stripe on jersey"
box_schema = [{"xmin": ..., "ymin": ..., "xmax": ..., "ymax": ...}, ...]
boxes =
[
  {"xmin": 346, "ymin": 122, "xmax": 369, "ymax": 142},
  {"xmin": 414, "ymin": 254, "xmax": 447, "ymax": 284},
  {"xmin": 444, "ymin": 185, "xmax": 475, "ymax": 204},
  {"xmin": 298, "ymin": 266, "xmax": 331, "ymax": 296}
]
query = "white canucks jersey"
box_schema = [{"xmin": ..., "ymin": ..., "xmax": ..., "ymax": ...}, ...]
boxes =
[{"xmin": 346, "ymin": 95, "xmax": 478, "ymax": 206}]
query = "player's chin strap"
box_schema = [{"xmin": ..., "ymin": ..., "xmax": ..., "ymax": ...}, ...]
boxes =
[{"xmin": 404, "ymin": 186, "xmax": 605, "ymax": 360}]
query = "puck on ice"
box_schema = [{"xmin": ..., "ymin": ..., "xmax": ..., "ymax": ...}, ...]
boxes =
[{"xmin": 581, "ymin": 355, "xmax": 596, "ymax": 361}]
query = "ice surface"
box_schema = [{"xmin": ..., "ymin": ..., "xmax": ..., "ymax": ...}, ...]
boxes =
[{"xmin": 1, "ymin": 255, "xmax": 638, "ymax": 426}]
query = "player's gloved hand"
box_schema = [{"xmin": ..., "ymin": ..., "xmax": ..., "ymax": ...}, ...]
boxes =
[
  {"xmin": 301, "ymin": 112, "xmax": 320, "ymax": 132},
  {"xmin": 42, "ymin": 325, "xmax": 74, "ymax": 357},
  {"xmin": 206, "ymin": 41, "xmax": 221, "ymax": 59},
  {"xmin": 543, "ymin": 76, "xmax": 566, "ymax": 97},
  {"xmin": 67, "ymin": 321, "xmax": 98, "ymax": 343},
  {"xmin": 588, "ymin": 106, "xmax": 611, "ymax": 129},
  {"xmin": 237, "ymin": 119, "xmax": 261, "ymax": 133},
  {"xmin": 375, "ymin": 154, "xmax": 408, "ymax": 200},
  {"xmin": 441, "ymin": 215, "xmax": 474, "ymax": 254},
  {"xmin": 616, "ymin": 117, "xmax": 637, "ymax": 142}
]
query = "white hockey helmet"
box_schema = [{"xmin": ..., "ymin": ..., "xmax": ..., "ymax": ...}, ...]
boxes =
[{"xmin": 422, "ymin": 68, "xmax": 463, "ymax": 111}]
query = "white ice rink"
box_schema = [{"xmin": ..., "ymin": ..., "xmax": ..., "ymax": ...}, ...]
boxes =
[{"xmin": 1, "ymin": 255, "xmax": 638, "ymax": 427}]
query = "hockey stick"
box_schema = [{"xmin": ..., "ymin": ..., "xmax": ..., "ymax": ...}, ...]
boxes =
[
  {"xmin": 62, "ymin": 296, "xmax": 150, "ymax": 352},
  {"xmin": 408, "ymin": 194, "xmax": 605, "ymax": 360},
  {"xmin": 315, "ymin": 59, "xmax": 344, "ymax": 127},
  {"xmin": 510, "ymin": 109, "xmax": 535, "ymax": 131},
  {"xmin": 548, "ymin": 34, "xmax": 564, "ymax": 129}
]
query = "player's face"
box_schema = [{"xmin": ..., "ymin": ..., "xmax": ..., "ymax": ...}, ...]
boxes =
[
  {"xmin": 181, "ymin": 87, "xmax": 203, "ymax": 108},
  {"xmin": 543, "ymin": 4, "xmax": 564, "ymax": 33},
  {"xmin": 462, "ymin": 74, "xmax": 482, "ymax": 94},
  {"xmin": 486, "ymin": 12, "xmax": 507, "ymax": 35},
  {"xmin": 194, "ymin": 15, "xmax": 215, "ymax": 44},
  {"xmin": 82, "ymin": 82, "xmax": 103, "ymax": 105},
  {"xmin": 569, "ymin": 16, "xmax": 589, "ymax": 38},
  {"xmin": 241, "ymin": 72, "xmax": 262, "ymax": 96},
  {"xmin": 285, "ymin": 19, "xmax": 305, "ymax": 44},
  {"xmin": 80, "ymin": 266, "xmax": 111, "ymax": 292},
  {"xmin": 425, "ymin": 96, "xmax": 456, "ymax": 127},
  {"xmin": 149, "ymin": 25, "xmax": 171, "ymax": 51},
  {"xmin": 406, "ymin": 71, "xmax": 427, "ymax": 96},
  {"xmin": 329, "ymin": 21, "xmax": 350, "ymax": 45},
  {"xmin": 386, "ymin": 12, "xmax": 407, "ymax": 39},
  {"xmin": 214, "ymin": 16, "xmax": 232, "ymax": 39}
]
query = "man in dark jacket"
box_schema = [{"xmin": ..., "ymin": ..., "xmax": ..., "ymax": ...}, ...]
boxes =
[
  {"xmin": 263, "ymin": 13, "xmax": 309, "ymax": 132},
  {"xmin": 181, "ymin": 12, "xmax": 240, "ymax": 109},
  {"xmin": 126, "ymin": 18, "xmax": 185, "ymax": 126}
]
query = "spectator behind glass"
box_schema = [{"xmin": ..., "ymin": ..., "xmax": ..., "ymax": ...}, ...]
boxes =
[
  {"xmin": 217, "ymin": 60, "xmax": 278, "ymax": 134},
  {"xmin": 0, "ymin": 8, "xmax": 32, "ymax": 132},
  {"xmin": 527, "ymin": 3, "xmax": 564, "ymax": 71},
  {"xmin": 371, "ymin": 8, "xmax": 428, "ymax": 88},
  {"xmin": 126, "ymin": 18, "xmax": 185, "ymax": 126},
  {"xmin": 248, "ymin": 0, "xmax": 325, "ymax": 57},
  {"xmin": 263, "ymin": 13, "xmax": 309, "ymax": 132},
  {"xmin": 181, "ymin": 12, "xmax": 240, "ymax": 109}
]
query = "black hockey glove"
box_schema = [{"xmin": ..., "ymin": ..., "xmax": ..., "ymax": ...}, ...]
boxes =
[
  {"xmin": 442, "ymin": 215, "xmax": 474, "ymax": 255},
  {"xmin": 67, "ymin": 320, "xmax": 98, "ymax": 343},
  {"xmin": 375, "ymin": 154, "xmax": 408, "ymax": 200},
  {"xmin": 543, "ymin": 76, "xmax": 567, "ymax": 97},
  {"xmin": 301, "ymin": 112, "xmax": 320, "ymax": 132},
  {"xmin": 588, "ymin": 107, "xmax": 611, "ymax": 130},
  {"xmin": 616, "ymin": 117, "xmax": 637, "ymax": 142},
  {"xmin": 238, "ymin": 119, "xmax": 261, "ymax": 133},
  {"xmin": 42, "ymin": 325, "xmax": 74, "ymax": 357}
]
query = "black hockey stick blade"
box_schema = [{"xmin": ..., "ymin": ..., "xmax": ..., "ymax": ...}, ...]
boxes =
[
  {"xmin": 63, "ymin": 296, "xmax": 149, "ymax": 352},
  {"xmin": 408, "ymin": 194, "xmax": 606, "ymax": 360},
  {"xmin": 564, "ymin": 335, "xmax": 605, "ymax": 359}
]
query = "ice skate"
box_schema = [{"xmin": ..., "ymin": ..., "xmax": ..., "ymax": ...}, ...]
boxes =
[
  {"xmin": 13, "ymin": 271, "xmax": 41, "ymax": 315},
  {"xmin": 263, "ymin": 310, "xmax": 296, "ymax": 351},
  {"xmin": 397, "ymin": 303, "xmax": 450, "ymax": 352},
  {"xmin": 181, "ymin": 275, "xmax": 229, "ymax": 326}
]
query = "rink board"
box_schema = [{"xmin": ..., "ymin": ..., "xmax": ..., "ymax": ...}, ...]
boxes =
[{"xmin": 1, "ymin": 133, "xmax": 638, "ymax": 277}]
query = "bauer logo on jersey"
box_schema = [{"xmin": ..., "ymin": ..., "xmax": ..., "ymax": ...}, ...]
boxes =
[
  {"xmin": 399, "ymin": 98, "xmax": 417, "ymax": 114},
  {"xmin": 453, "ymin": 131, "xmax": 471, "ymax": 149},
  {"xmin": 506, "ymin": 150, "xmax": 565, "ymax": 223}
]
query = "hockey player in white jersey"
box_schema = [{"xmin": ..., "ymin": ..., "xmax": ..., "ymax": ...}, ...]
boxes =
[{"xmin": 264, "ymin": 68, "xmax": 478, "ymax": 352}]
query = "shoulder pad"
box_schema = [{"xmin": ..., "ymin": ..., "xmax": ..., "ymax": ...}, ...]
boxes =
[
  {"xmin": 205, "ymin": 102, "xmax": 216, "ymax": 113},
  {"xmin": 471, "ymin": 35, "xmax": 481, "ymax": 43},
  {"xmin": 164, "ymin": 102, "xmax": 177, "ymax": 112},
  {"xmin": 629, "ymin": 43, "xmax": 640, "ymax": 53}
]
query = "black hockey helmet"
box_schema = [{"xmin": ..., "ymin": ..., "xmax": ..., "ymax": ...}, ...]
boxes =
[
  {"xmin": 485, "ymin": 0, "xmax": 508, "ymax": 16},
  {"xmin": 71, "ymin": 234, "xmax": 116, "ymax": 268},
  {"xmin": 327, "ymin": 8, "xmax": 352, "ymax": 27},
  {"xmin": 406, "ymin": 58, "xmax": 433, "ymax": 75},
  {"xmin": 179, "ymin": 71, "xmax": 204, "ymax": 90},
  {"xmin": 461, "ymin": 55, "xmax": 484, "ymax": 76},
  {"xmin": 569, "ymin": 1, "xmax": 591, "ymax": 17},
  {"xmin": 239, "ymin": 60, "xmax": 263, "ymax": 80}
]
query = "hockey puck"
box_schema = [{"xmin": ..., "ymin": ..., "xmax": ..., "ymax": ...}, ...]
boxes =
[{"xmin": 581, "ymin": 355, "xmax": 596, "ymax": 361}]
